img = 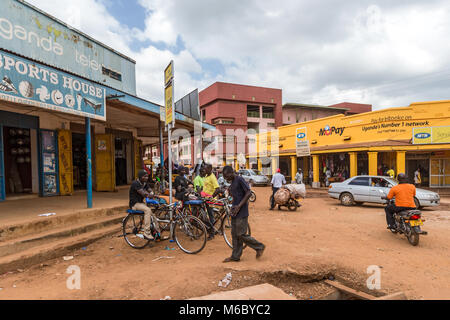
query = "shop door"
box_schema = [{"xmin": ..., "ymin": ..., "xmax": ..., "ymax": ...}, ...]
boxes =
[
  {"xmin": 58, "ymin": 130, "xmax": 73, "ymax": 195},
  {"xmin": 430, "ymin": 159, "xmax": 450, "ymax": 187},
  {"xmin": 0, "ymin": 125, "xmax": 5, "ymax": 201},
  {"xmin": 95, "ymin": 134, "xmax": 115, "ymax": 191},
  {"xmin": 39, "ymin": 130, "xmax": 59, "ymax": 197}
]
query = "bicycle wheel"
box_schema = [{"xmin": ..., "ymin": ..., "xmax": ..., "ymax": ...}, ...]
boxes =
[
  {"xmin": 122, "ymin": 214, "xmax": 151, "ymax": 249},
  {"xmin": 174, "ymin": 215, "xmax": 207, "ymax": 254},
  {"xmin": 221, "ymin": 214, "xmax": 251, "ymax": 249}
]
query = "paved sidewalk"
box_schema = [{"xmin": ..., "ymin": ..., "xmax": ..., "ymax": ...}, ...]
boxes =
[{"xmin": 0, "ymin": 187, "xmax": 129, "ymax": 227}]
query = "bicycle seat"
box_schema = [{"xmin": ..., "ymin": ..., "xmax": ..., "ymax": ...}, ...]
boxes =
[
  {"xmin": 184, "ymin": 200, "xmax": 203, "ymax": 205},
  {"xmin": 146, "ymin": 199, "xmax": 160, "ymax": 206},
  {"xmin": 127, "ymin": 209, "xmax": 145, "ymax": 214}
]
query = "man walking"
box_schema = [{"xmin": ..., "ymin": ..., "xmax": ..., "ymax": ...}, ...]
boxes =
[
  {"xmin": 270, "ymin": 168, "xmax": 286, "ymax": 210},
  {"xmin": 222, "ymin": 166, "xmax": 265, "ymax": 262},
  {"xmin": 295, "ymin": 168, "xmax": 303, "ymax": 184}
]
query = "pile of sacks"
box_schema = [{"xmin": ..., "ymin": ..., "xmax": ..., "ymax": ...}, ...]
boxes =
[{"xmin": 274, "ymin": 184, "xmax": 306, "ymax": 205}]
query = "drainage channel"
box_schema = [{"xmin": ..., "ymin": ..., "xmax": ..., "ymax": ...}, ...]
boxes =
[{"xmin": 222, "ymin": 269, "xmax": 406, "ymax": 300}]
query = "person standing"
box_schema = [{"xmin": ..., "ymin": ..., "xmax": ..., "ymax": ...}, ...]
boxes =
[
  {"xmin": 387, "ymin": 167, "xmax": 395, "ymax": 179},
  {"xmin": 270, "ymin": 168, "xmax": 286, "ymax": 210},
  {"xmin": 129, "ymin": 170, "xmax": 161, "ymax": 240},
  {"xmin": 202, "ymin": 163, "xmax": 220, "ymax": 240},
  {"xmin": 325, "ymin": 167, "xmax": 332, "ymax": 187},
  {"xmin": 414, "ymin": 168, "xmax": 421, "ymax": 187},
  {"xmin": 295, "ymin": 168, "xmax": 303, "ymax": 184},
  {"xmin": 222, "ymin": 166, "xmax": 265, "ymax": 262},
  {"xmin": 309, "ymin": 168, "xmax": 313, "ymax": 186}
]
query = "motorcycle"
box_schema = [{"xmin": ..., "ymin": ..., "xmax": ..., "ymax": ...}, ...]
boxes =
[{"xmin": 380, "ymin": 190, "xmax": 427, "ymax": 246}]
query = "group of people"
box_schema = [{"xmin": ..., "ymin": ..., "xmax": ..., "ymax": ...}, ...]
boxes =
[{"xmin": 129, "ymin": 164, "xmax": 265, "ymax": 263}]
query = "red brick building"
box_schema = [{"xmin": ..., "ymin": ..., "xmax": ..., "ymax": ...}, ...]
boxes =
[{"xmin": 199, "ymin": 82, "xmax": 283, "ymax": 168}]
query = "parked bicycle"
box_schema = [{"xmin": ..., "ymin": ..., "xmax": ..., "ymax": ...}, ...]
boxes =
[
  {"xmin": 122, "ymin": 199, "xmax": 207, "ymax": 254},
  {"xmin": 181, "ymin": 193, "xmax": 251, "ymax": 249}
]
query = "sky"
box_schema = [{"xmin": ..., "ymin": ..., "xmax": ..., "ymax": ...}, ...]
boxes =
[{"xmin": 27, "ymin": 0, "xmax": 450, "ymax": 110}]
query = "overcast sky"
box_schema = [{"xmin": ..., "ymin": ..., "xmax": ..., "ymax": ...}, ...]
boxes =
[{"xmin": 28, "ymin": 0, "xmax": 450, "ymax": 110}]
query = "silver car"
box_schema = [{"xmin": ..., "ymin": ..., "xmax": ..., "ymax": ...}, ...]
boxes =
[
  {"xmin": 238, "ymin": 169, "xmax": 269, "ymax": 186},
  {"xmin": 328, "ymin": 175, "xmax": 440, "ymax": 208}
]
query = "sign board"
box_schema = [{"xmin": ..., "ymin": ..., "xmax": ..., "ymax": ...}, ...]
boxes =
[
  {"xmin": 413, "ymin": 126, "xmax": 450, "ymax": 144},
  {"xmin": 296, "ymin": 127, "xmax": 310, "ymax": 157},
  {"xmin": 164, "ymin": 61, "xmax": 174, "ymax": 126},
  {"xmin": 165, "ymin": 83, "xmax": 173, "ymax": 126},
  {"xmin": 0, "ymin": 0, "xmax": 136, "ymax": 95},
  {"xmin": 174, "ymin": 89, "xmax": 200, "ymax": 121},
  {"xmin": 0, "ymin": 49, "xmax": 106, "ymax": 120}
]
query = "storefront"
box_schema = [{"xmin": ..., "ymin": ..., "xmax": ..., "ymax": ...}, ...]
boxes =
[{"xmin": 256, "ymin": 99, "xmax": 450, "ymax": 188}]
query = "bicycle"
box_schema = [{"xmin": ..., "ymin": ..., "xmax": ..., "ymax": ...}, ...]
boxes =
[
  {"xmin": 122, "ymin": 199, "xmax": 207, "ymax": 254},
  {"xmin": 181, "ymin": 194, "xmax": 251, "ymax": 249}
]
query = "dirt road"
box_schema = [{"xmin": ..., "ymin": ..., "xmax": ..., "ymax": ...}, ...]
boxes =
[{"xmin": 1, "ymin": 187, "xmax": 449, "ymax": 300}]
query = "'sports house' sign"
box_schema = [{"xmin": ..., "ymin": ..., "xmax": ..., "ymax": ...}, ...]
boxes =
[
  {"xmin": 0, "ymin": 49, "xmax": 106, "ymax": 120},
  {"xmin": 0, "ymin": 0, "xmax": 136, "ymax": 95}
]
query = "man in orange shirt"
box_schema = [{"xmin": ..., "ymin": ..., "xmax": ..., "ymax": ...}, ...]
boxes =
[{"xmin": 385, "ymin": 173, "xmax": 417, "ymax": 230}]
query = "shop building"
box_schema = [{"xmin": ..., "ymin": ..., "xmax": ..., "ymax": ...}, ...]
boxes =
[
  {"xmin": 0, "ymin": 0, "xmax": 204, "ymax": 205},
  {"xmin": 199, "ymin": 82, "xmax": 282, "ymax": 170},
  {"xmin": 256, "ymin": 99, "xmax": 450, "ymax": 187}
]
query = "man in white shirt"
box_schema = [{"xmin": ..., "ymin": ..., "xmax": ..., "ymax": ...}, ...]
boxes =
[
  {"xmin": 295, "ymin": 168, "xmax": 303, "ymax": 184},
  {"xmin": 270, "ymin": 169, "xmax": 286, "ymax": 210}
]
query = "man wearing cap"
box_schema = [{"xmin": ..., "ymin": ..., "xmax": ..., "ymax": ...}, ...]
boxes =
[
  {"xmin": 270, "ymin": 169, "xmax": 286, "ymax": 210},
  {"xmin": 129, "ymin": 170, "xmax": 161, "ymax": 240}
]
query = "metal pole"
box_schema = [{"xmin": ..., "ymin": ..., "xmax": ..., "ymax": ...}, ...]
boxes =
[
  {"xmin": 168, "ymin": 123, "xmax": 173, "ymax": 204},
  {"xmin": 159, "ymin": 120, "xmax": 164, "ymax": 167},
  {"xmin": 85, "ymin": 117, "xmax": 93, "ymax": 208}
]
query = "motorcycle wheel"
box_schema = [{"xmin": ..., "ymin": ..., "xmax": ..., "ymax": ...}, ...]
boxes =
[
  {"xmin": 407, "ymin": 230, "xmax": 420, "ymax": 246},
  {"xmin": 288, "ymin": 200, "xmax": 297, "ymax": 211}
]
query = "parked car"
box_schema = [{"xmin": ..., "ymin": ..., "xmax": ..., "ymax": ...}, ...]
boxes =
[
  {"xmin": 237, "ymin": 169, "xmax": 270, "ymax": 186},
  {"xmin": 328, "ymin": 175, "xmax": 440, "ymax": 208}
]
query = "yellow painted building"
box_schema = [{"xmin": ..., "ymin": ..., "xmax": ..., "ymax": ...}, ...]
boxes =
[{"xmin": 255, "ymin": 100, "xmax": 450, "ymax": 188}]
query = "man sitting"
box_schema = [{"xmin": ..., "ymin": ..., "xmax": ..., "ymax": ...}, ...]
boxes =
[
  {"xmin": 129, "ymin": 170, "xmax": 161, "ymax": 240},
  {"xmin": 384, "ymin": 173, "xmax": 416, "ymax": 230}
]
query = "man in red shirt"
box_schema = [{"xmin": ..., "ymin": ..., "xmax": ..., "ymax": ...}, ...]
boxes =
[{"xmin": 385, "ymin": 173, "xmax": 417, "ymax": 230}]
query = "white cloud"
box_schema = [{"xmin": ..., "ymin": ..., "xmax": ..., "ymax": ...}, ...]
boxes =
[{"xmin": 26, "ymin": 0, "xmax": 450, "ymax": 110}]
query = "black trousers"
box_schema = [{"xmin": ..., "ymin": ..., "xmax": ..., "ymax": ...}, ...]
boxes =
[
  {"xmin": 205, "ymin": 204, "xmax": 216, "ymax": 235},
  {"xmin": 270, "ymin": 187, "xmax": 280, "ymax": 209},
  {"xmin": 384, "ymin": 204, "xmax": 416, "ymax": 227},
  {"xmin": 231, "ymin": 216, "xmax": 265, "ymax": 260}
]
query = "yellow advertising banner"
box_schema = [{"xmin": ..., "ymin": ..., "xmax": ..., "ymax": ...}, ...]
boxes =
[
  {"xmin": 165, "ymin": 61, "xmax": 173, "ymax": 86},
  {"xmin": 432, "ymin": 126, "xmax": 450, "ymax": 144},
  {"xmin": 165, "ymin": 84, "xmax": 173, "ymax": 126}
]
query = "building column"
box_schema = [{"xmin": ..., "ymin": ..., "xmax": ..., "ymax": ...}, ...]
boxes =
[
  {"xmin": 245, "ymin": 159, "xmax": 250, "ymax": 169},
  {"xmin": 312, "ymin": 155, "xmax": 320, "ymax": 188},
  {"xmin": 368, "ymin": 152, "xmax": 378, "ymax": 176},
  {"xmin": 85, "ymin": 117, "xmax": 93, "ymax": 209},
  {"xmin": 396, "ymin": 151, "xmax": 406, "ymax": 177},
  {"xmin": 290, "ymin": 156, "xmax": 297, "ymax": 183},
  {"xmin": 257, "ymin": 158, "xmax": 262, "ymax": 172},
  {"xmin": 271, "ymin": 157, "xmax": 278, "ymax": 175},
  {"xmin": 235, "ymin": 159, "xmax": 239, "ymax": 172},
  {"xmin": 349, "ymin": 152, "xmax": 357, "ymax": 178}
]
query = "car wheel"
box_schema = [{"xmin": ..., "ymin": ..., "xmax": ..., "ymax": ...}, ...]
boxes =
[
  {"xmin": 340, "ymin": 192, "xmax": 354, "ymax": 206},
  {"xmin": 414, "ymin": 197, "xmax": 421, "ymax": 209}
]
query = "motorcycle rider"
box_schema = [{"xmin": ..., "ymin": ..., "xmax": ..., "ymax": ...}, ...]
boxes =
[{"xmin": 384, "ymin": 173, "xmax": 417, "ymax": 230}]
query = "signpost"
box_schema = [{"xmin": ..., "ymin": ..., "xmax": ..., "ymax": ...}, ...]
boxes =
[
  {"xmin": 164, "ymin": 61, "xmax": 174, "ymax": 204},
  {"xmin": 296, "ymin": 127, "xmax": 311, "ymax": 157}
]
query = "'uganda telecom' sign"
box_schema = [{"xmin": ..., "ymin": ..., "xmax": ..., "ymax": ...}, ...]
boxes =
[{"xmin": 0, "ymin": 49, "xmax": 106, "ymax": 120}]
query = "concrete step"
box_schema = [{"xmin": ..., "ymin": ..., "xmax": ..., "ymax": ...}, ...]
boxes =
[
  {"xmin": 0, "ymin": 206, "xmax": 127, "ymax": 241},
  {"xmin": 0, "ymin": 214, "xmax": 124, "ymax": 258},
  {"xmin": 0, "ymin": 224, "xmax": 121, "ymax": 274}
]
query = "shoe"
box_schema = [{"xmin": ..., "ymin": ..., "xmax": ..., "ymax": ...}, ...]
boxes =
[
  {"xmin": 143, "ymin": 231, "xmax": 154, "ymax": 240},
  {"xmin": 256, "ymin": 245, "xmax": 266, "ymax": 259},
  {"xmin": 269, "ymin": 207, "xmax": 274, "ymax": 211},
  {"xmin": 223, "ymin": 257, "xmax": 240, "ymax": 263},
  {"xmin": 207, "ymin": 234, "xmax": 215, "ymax": 241}
]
